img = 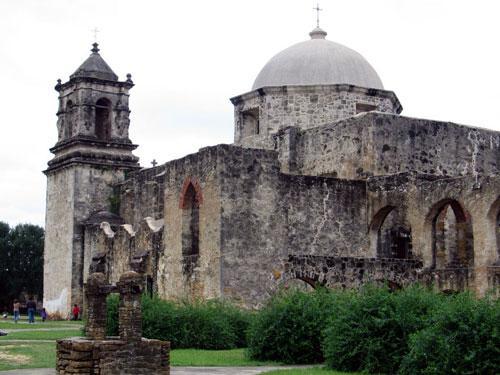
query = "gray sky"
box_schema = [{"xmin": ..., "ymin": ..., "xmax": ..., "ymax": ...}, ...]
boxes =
[{"xmin": 1, "ymin": 0, "xmax": 499, "ymax": 226}]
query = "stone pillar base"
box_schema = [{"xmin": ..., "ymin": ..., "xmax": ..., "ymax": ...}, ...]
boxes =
[{"xmin": 56, "ymin": 337, "xmax": 170, "ymax": 375}]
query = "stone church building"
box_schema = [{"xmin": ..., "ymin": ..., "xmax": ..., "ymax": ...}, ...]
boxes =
[{"xmin": 43, "ymin": 27, "xmax": 500, "ymax": 317}]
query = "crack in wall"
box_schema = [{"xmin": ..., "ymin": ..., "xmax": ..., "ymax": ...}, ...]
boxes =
[{"xmin": 311, "ymin": 181, "xmax": 331, "ymax": 252}]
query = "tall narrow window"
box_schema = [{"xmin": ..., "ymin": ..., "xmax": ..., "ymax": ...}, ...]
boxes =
[
  {"xmin": 65, "ymin": 100, "xmax": 74, "ymax": 139},
  {"xmin": 181, "ymin": 183, "xmax": 200, "ymax": 274},
  {"xmin": 95, "ymin": 98, "xmax": 112, "ymax": 141}
]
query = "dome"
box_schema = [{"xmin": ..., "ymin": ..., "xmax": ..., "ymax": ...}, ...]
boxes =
[{"xmin": 252, "ymin": 28, "xmax": 384, "ymax": 90}]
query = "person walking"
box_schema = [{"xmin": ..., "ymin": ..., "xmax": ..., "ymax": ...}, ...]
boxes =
[
  {"xmin": 26, "ymin": 297, "xmax": 36, "ymax": 324},
  {"xmin": 71, "ymin": 304, "xmax": 80, "ymax": 320},
  {"xmin": 40, "ymin": 307, "xmax": 47, "ymax": 322},
  {"xmin": 12, "ymin": 300, "xmax": 20, "ymax": 324}
]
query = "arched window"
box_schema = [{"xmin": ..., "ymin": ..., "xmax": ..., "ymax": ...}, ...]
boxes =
[
  {"xmin": 95, "ymin": 98, "xmax": 112, "ymax": 141},
  {"xmin": 428, "ymin": 199, "xmax": 473, "ymax": 269},
  {"xmin": 369, "ymin": 206, "xmax": 412, "ymax": 259},
  {"xmin": 181, "ymin": 182, "xmax": 201, "ymax": 274}
]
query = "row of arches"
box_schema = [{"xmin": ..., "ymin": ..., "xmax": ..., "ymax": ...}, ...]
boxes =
[{"xmin": 370, "ymin": 197, "xmax": 500, "ymax": 269}]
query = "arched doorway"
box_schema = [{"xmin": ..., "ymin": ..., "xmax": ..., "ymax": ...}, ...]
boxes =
[
  {"xmin": 428, "ymin": 199, "xmax": 473, "ymax": 269},
  {"xmin": 369, "ymin": 206, "xmax": 412, "ymax": 259}
]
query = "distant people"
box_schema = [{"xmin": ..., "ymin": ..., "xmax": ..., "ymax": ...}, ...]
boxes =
[
  {"xmin": 26, "ymin": 297, "xmax": 36, "ymax": 324},
  {"xmin": 13, "ymin": 300, "xmax": 20, "ymax": 324},
  {"xmin": 72, "ymin": 304, "xmax": 80, "ymax": 320},
  {"xmin": 40, "ymin": 308, "xmax": 47, "ymax": 322}
]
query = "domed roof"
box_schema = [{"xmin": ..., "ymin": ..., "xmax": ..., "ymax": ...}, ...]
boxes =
[{"xmin": 252, "ymin": 28, "xmax": 384, "ymax": 90}]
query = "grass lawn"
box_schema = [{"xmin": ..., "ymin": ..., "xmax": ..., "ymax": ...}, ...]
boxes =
[
  {"xmin": 0, "ymin": 344, "xmax": 361, "ymax": 374},
  {"xmin": 0, "ymin": 329, "xmax": 83, "ymax": 341},
  {"xmin": 0, "ymin": 342, "xmax": 55, "ymax": 371},
  {"xmin": 0, "ymin": 319, "xmax": 82, "ymax": 330},
  {"xmin": 262, "ymin": 368, "xmax": 358, "ymax": 375},
  {"xmin": 170, "ymin": 348, "xmax": 281, "ymax": 366}
]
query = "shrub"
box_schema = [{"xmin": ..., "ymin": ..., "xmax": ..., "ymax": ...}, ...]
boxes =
[
  {"xmin": 105, "ymin": 294, "xmax": 251, "ymax": 349},
  {"xmin": 323, "ymin": 285, "xmax": 443, "ymax": 374},
  {"xmin": 247, "ymin": 288, "xmax": 340, "ymax": 364},
  {"xmin": 399, "ymin": 293, "xmax": 500, "ymax": 374},
  {"xmin": 105, "ymin": 293, "xmax": 119, "ymax": 336}
]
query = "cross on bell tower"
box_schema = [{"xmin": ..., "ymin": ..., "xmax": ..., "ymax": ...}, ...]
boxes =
[{"xmin": 92, "ymin": 27, "xmax": 99, "ymax": 43}]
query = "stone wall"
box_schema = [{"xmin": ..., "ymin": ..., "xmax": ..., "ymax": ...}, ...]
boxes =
[
  {"xmin": 283, "ymin": 255, "xmax": 423, "ymax": 289},
  {"xmin": 284, "ymin": 175, "xmax": 367, "ymax": 257},
  {"xmin": 57, "ymin": 338, "xmax": 169, "ymax": 375},
  {"xmin": 44, "ymin": 165, "xmax": 127, "ymax": 318},
  {"xmin": 160, "ymin": 146, "xmax": 222, "ymax": 301},
  {"xmin": 231, "ymin": 85, "xmax": 401, "ymax": 149},
  {"xmin": 118, "ymin": 165, "xmax": 165, "ymax": 225},
  {"xmin": 278, "ymin": 112, "xmax": 500, "ymax": 179},
  {"xmin": 366, "ymin": 173, "xmax": 500, "ymax": 294},
  {"xmin": 217, "ymin": 145, "xmax": 369, "ymax": 305}
]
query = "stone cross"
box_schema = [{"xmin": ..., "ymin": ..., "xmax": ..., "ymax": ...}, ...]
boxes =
[
  {"xmin": 92, "ymin": 27, "xmax": 99, "ymax": 42},
  {"xmin": 313, "ymin": 3, "xmax": 322, "ymax": 28},
  {"xmin": 151, "ymin": 159, "xmax": 158, "ymax": 167}
]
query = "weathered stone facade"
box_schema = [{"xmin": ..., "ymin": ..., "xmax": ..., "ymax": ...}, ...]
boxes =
[
  {"xmin": 44, "ymin": 31, "xmax": 500, "ymax": 317},
  {"xmin": 231, "ymin": 85, "xmax": 402, "ymax": 149}
]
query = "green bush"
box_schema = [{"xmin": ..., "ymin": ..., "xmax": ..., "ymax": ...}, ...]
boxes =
[
  {"xmin": 247, "ymin": 288, "xmax": 341, "ymax": 364},
  {"xmin": 106, "ymin": 293, "xmax": 119, "ymax": 336},
  {"xmin": 400, "ymin": 293, "xmax": 500, "ymax": 375},
  {"xmin": 105, "ymin": 294, "xmax": 251, "ymax": 349},
  {"xmin": 323, "ymin": 285, "xmax": 443, "ymax": 374}
]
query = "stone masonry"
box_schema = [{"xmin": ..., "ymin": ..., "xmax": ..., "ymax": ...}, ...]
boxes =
[
  {"xmin": 56, "ymin": 267, "xmax": 170, "ymax": 375},
  {"xmin": 44, "ymin": 28, "xmax": 500, "ymax": 316}
]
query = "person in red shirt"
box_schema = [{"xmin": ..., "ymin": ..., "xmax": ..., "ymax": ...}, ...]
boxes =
[{"xmin": 71, "ymin": 304, "xmax": 80, "ymax": 320}]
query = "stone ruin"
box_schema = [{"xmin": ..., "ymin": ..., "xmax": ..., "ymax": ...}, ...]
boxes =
[{"xmin": 56, "ymin": 259, "xmax": 170, "ymax": 375}]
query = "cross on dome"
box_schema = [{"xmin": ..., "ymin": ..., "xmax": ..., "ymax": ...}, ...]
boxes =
[{"xmin": 313, "ymin": 3, "xmax": 322, "ymax": 28}]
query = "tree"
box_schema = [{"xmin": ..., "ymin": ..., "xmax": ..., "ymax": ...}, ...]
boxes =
[{"xmin": 0, "ymin": 222, "xmax": 44, "ymax": 311}]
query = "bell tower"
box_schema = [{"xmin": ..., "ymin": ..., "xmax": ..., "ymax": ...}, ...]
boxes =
[{"xmin": 43, "ymin": 43, "xmax": 140, "ymax": 317}]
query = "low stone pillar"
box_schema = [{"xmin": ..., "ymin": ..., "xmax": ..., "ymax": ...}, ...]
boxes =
[
  {"xmin": 117, "ymin": 271, "xmax": 143, "ymax": 342},
  {"xmin": 85, "ymin": 272, "xmax": 108, "ymax": 340}
]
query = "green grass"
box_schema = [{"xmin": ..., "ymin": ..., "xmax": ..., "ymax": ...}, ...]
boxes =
[
  {"xmin": 170, "ymin": 348, "xmax": 282, "ymax": 366},
  {"xmin": 0, "ymin": 342, "xmax": 55, "ymax": 371},
  {"xmin": 0, "ymin": 344, "xmax": 359, "ymax": 373},
  {"xmin": 262, "ymin": 368, "xmax": 358, "ymax": 375},
  {"xmin": 0, "ymin": 329, "xmax": 83, "ymax": 341},
  {"xmin": 0, "ymin": 319, "xmax": 82, "ymax": 330}
]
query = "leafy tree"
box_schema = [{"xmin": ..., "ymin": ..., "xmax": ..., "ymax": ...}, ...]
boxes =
[{"xmin": 0, "ymin": 222, "xmax": 44, "ymax": 311}]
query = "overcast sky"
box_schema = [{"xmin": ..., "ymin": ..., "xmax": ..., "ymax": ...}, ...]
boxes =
[{"xmin": 1, "ymin": 0, "xmax": 499, "ymax": 227}]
